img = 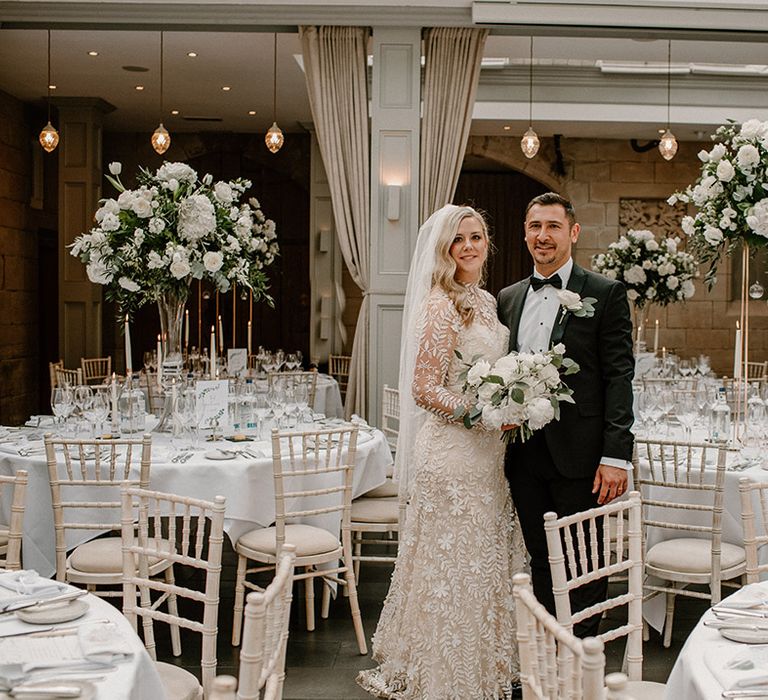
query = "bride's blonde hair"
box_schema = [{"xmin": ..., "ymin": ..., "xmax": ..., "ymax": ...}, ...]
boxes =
[{"xmin": 431, "ymin": 206, "xmax": 490, "ymax": 325}]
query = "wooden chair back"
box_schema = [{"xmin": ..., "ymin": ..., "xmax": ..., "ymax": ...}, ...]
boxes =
[
  {"xmin": 746, "ymin": 360, "xmax": 768, "ymax": 380},
  {"xmin": 121, "ymin": 485, "xmax": 227, "ymax": 697},
  {"xmin": 0, "ymin": 470, "xmax": 28, "ymax": 570},
  {"xmin": 81, "ymin": 356, "xmax": 112, "ymax": 385},
  {"xmin": 544, "ymin": 492, "xmax": 644, "ymax": 680},
  {"xmin": 49, "ymin": 360, "xmax": 64, "ymax": 390},
  {"xmin": 634, "ymin": 438, "xmax": 729, "ymax": 598},
  {"xmin": 381, "ymin": 384, "xmax": 399, "ymax": 451},
  {"xmin": 138, "ymin": 372, "xmax": 164, "ymax": 415},
  {"xmin": 513, "ymin": 572, "xmax": 617, "ymax": 699},
  {"xmin": 55, "ymin": 367, "xmax": 83, "ymax": 388},
  {"xmin": 739, "ymin": 476, "xmax": 768, "ymax": 583},
  {"xmin": 236, "ymin": 545, "xmax": 295, "ymax": 700},
  {"xmin": 268, "ymin": 371, "xmax": 318, "ymax": 408},
  {"xmin": 271, "ymin": 427, "xmax": 359, "ymax": 554},
  {"xmin": 44, "ymin": 433, "xmax": 152, "ymax": 582},
  {"xmin": 328, "ymin": 354, "xmax": 351, "ymax": 402}
]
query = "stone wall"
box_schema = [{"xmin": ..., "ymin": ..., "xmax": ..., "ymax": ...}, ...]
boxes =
[
  {"xmin": 465, "ymin": 135, "xmax": 768, "ymax": 376},
  {"xmin": 0, "ymin": 90, "xmax": 38, "ymax": 424}
]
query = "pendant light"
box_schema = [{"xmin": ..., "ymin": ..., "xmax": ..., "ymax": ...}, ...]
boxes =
[
  {"xmin": 658, "ymin": 40, "xmax": 678, "ymax": 161},
  {"xmin": 151, "ymin": 31, "xmax": 171, "ymax": 155},
  {"xmin": 265, "ymin": 33, "xmax": 284, "ymax": 154},
  {"xmin": 520, "ymin": 36, "xmax": 540, "ymax": 159},
  {"xmin": 39, "ymin": 29, "xmax": 59, "ymax": 153}
]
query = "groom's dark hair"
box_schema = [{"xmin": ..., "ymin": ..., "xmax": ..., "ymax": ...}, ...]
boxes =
[{"xmin": 525, "ymin": 192, "xmax": 576, "ymax": 227}]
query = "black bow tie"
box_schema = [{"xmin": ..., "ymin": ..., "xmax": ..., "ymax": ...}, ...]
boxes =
[{"xmin": 530, "ymin": 274, "xmax": 562, "ymax": 291}]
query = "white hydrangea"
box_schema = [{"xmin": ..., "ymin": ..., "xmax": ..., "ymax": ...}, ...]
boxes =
[
  {"xmin": 666, "ymin": 276, "xmax": 680, "ymax": 290},
  {"xmin": 624, "ymin": 265, "xmax": 647, "ymax": 285},
  {"xmin": 157, "ymin": 162, "xmax": 197, "ymax": 183},
  {"xmin": 178, "ymin": 195, "xmax": 216, "ymax": 240},
  {"xmin": 681, "ymin": 279, "xmax": 696, "ymax": 298}
]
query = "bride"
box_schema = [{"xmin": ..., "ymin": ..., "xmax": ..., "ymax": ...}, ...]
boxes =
[{"xmin": 357, "ymin": 204, "xmax": 526, "ymax": 699}]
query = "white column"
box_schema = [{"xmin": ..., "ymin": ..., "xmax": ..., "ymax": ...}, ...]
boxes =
[{"xmin": 368, "ymin": 27, "xmax": 422, "ymax": 424}]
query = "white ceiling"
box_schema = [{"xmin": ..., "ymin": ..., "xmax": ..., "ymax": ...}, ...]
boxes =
[{"xmin": 1, "ymin": 1, "xmax": 768, "ymax": 141}]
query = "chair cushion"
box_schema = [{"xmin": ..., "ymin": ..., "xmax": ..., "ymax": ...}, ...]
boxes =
[
  {"xmin": 69, "ymin": 537, "xmax": 173, "ymax": 574},
  {"xmin": 156, "ymin": 661, "xmax": 201, "ymax": 700},
  {"xmin": 646, "ymin": 538, "xmax": 746, "ymax": 574},
  {"xmin": 237, "ymin": 524, "xmax": 340, "ymax": 557},
  {"xmin": 360, "ymin": 479, "xmax": 399, "ymax": 498},
  {"xmin": 351, "ymin": 498, "xmax": 399, "ymax": 524},
  {"xmin": 625, "ymin": 680, "xmax": 667, "ymax": 699}
]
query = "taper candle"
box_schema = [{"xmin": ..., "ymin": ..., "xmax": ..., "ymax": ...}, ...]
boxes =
[
  {"xmin": 653, "ymin": 319, "xmax": 659, "ymax": 355},
  {"xmin": 156, "ymin": 334, "xmax": 163, "ymax": 388},
  {"xmin": 734, "ymin": 321, "xmax": 742, "ymax": 380},
  {"xmin": 124, "ymin": 314, "xmax": 132, "ymax": 373},
  {"xmin": 247, "ymin": 320, "xmax": 252, "ymax": 357},
  {"xmin": 110, "ymin": 372, "xmax": 118, "ymax": 427},
  {"xmin": 218, "ymin": 315, "xmax": 224, "ymax": 355},
  {"xmin": 185, "ymin": 310, "xmax": 189, "ymax": 349},
  {"xmin": 210, "ymin": 326, "xmax": 216, "ymax": 378}
]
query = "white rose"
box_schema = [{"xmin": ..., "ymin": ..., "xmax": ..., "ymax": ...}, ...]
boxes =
[
  {"xmin": 169, "ymin": 260, "xmax": 191, "ymax": 279},
  {"xmin": 118, "ymin": 276, "xmax": 140, "ymax": 292},
  {"xmin": 466, "ymin": 360, "xmax": 490, "ymax": 387},
  {"xmin": 737, "ymin": 144, "xmax": 760, "ymax": 170},
  {"xmin": 746, "ymin": 198, "xmax": 768, "ymax": 238},
  {"xmin": 157, "ymin": 162, "xmax": 197, "ymax": 183},
  {"xmin": 645, "ymin": 239, "xmax": 659, "ymax": 251},
  {"xmin": 740, "ymin": 119, "xmax": 766, "ymax": 140},
  {"xmin": 666, "ymin": 238, "xmax": 678, "ymax": 254},
  {"xmin": 108, "ymin": 162, "xmax": 122, "ymax": 175},
  {"xmin": 709, "ymin": 143, "xmax": 726, "ymax": 162},
  {"xmin": 697, "ymin": 150, "xmax": 710, "ymax": 163},
  {"xmin": 657, "ymin": 261, "xmax": 676, "ymax": 276},
  {"xmin": 86, "ymin": 261, "xmax": 112, "ymax": 285},
  {"xmin": 603, "ymin": 269, "xmax": 617, "ymax": 281},
  {"xmin": 132, "ymin": 197, "xmax": 153, "ymax": 218},
  {"xmin": 703, "ymin": 226, "xmax": 724, "ymax": 246},
  {"xmin": 203, "ymin": 251, "xmax": 224, "ymax": 273},
  {"xmin": 681, "ymin": 216, "xmax": 695, "ymax": 237},
  {"xmin": 94, "ymin": 199, "xmax": 120, "ymax": 222},
  {"xmin": 681, "ymin": 279, "xmax": 695, "ymax": 299},
  {"xmin": 623, "ymin": 265, "xmax": 647, "ymax": 285},
  {"xmin": 646, "ymin": 288, "xmax": 656, "ymax": 299},
  {"xmin": 165, "ymin": 178, "xmax": 179, "ymax": 193},
  {"xmin": 666, "ymin": 276, "xmax": 680, "ymax": 290},
  {"xmin": 627, "ymin": 289, "xmax": 639, "ymax": 301},
  {"xmin": 481, "ymin": 405, "xmax": 503, "ymax": 430},
  {"xmin": 203, "ymin": 173, "xmax": 213, "ymax": 186},
  {"xmin": 556, "ymin": 289, "xmax": 582, "ymax": 311},
  {"xmin": 214, "ymin": 182, "xmax": 234, "ymax": 206},
  {"xmin": 478, "ymin": 383, "xmax": 498, "ymax": 404},
  {"xmin": 117, "ymin": 190, "xmax": 136, "ymax": 210},
  {"xmin": 716, "ymin": 159, "xmax": 736, "ymax": 182},
  {"xmin": 539, "ymin": 363, "xmax": 560, "ymax": 388},
  {"xmin": 552, "ymin": 343, "xmax": 566, "ymax": 355},
  {"xmin": 526, "ymin": 397, "xmax": 556, "ymax": 432},
  {"xmin": 100, "ymin": 212, "xmax": 120, "ymax": 232}
]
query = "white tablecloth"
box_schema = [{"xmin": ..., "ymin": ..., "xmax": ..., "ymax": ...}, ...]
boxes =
[
  {"xmin": 0, "ymin": 426, "xmax": 390, "ymax": 576},
  {"xmin": 0, "ymin": 578, "xmax": 166, "ymax": 699},
  {"xmin": 665, "ymin": 581, "xmax": 768, "ymax": 700}
]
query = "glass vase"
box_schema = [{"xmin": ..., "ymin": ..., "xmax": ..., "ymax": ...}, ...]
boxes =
[{"xmin": 157, "ymin": 288, "xmax": 187, "ymax": 375}]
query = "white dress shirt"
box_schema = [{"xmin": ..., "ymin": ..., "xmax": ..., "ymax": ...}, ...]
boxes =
[{"xmin": 517, "ymin": 257, "xmax": 631, "ymax": 472}]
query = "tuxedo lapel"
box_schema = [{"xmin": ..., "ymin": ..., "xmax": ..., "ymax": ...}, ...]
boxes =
[
  {"xmin": 505, "ymin": 280, "xmax": 531, "ymax": 352},
  {"xmin": 549, "ymin": 264, "xmax": 588, "ymax": 347}
]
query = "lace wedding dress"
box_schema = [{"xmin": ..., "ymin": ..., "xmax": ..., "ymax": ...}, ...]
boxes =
[{"xmin": 358, "ymin": 285, "xmax": 527, "ymax": 700}]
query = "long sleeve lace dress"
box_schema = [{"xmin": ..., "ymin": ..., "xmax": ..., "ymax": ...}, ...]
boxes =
[{"xmin": 357, "ymin": 285, "xmax": 527, "ymax": 700}]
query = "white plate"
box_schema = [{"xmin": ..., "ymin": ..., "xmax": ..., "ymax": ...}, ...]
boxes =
[
  {"xmin": 16, "ymin": 598, "xmax": 89, "ymax": 625},
  {"xmin": 720, "ymin": 627, "xmax": 768, "ymax": 644},
  {"xmin": 204, "ymin": 450, "xmax": 236, "ymax": 461}
]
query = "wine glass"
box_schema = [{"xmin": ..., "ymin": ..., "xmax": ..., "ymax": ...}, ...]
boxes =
[
  {"xmin": 51, "ymin": 386, "xmax": 72, "ymax": 436},
  {"xmin": 284, "ymin": 353, "xmax": 300, "ymax": 371},
  {"xmin": 697, "ymin": 354, "xmax": 711, "ymax": 377},
  {"xmin": 268, "ymin": 384, "xmax": 286, "ymax": 430},
  {"xmin": 89, "ymin": 391, "xmax": 110, "ymax": 438},
  {"xmin": 283, "ymin": 383, "xmax": 298, "ymax": 428},
  {"xmin": 674, "ymin": 392, "xmax": 698, "ymax": 442},
  {"xmin": 252, "ymin": 386, "xmax": 270, "ymax": 439},
  {"xmin": 295, "ymin": 382, "xmax": 309, "ymax": 424},
  {"xmin": 679, "ymin": 359, "xmax": 692, "ymax": 378},
  {"xmin": 72, "ymin": 385, "xmax": 93, "ymax": 432},
  {"xmin": 658, "ymin": 388, "xmax": 675, "ymax": 436}
]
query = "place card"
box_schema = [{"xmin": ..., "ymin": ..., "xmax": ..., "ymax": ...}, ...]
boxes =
[
  {"xmin": 228, "ymin": 348, "xmax": 247, "ymax": 377},
  {"xmin": 195, "ymin": 380, "xmax": 229, "ymax": 429}
]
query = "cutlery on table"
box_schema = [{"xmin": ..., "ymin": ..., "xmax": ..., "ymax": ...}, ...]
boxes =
[
  {"xmin": 713, "ymin": 606, "xmax": 768, "ymax": 619},
  {"xmin": 0, "ymin": 589, "xmax": 88, "ymax": 616},
  {"xmin": 8, "ymin": 684, "xmax": 83, "ymax": 697},
  {"xmin": 704, "ymin": 619, "xmax": 768, "ymax": 631}
]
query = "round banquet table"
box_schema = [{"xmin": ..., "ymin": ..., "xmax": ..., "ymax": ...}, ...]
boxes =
[
  {"xmin": 664, "ymin": 581, "xmax": 768, "ymax": 700},
  {"xmin": 0, "ymin": 575, "xmax": 166, "ymax": 699},
  {"xmin": 0, "ymin": 422, "xmax": 390, "ymax": 577}
]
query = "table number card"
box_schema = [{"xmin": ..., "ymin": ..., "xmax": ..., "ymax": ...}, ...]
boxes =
[
  {"xmin": 195, "ymin": 380, "xmax": 229, "ymax": 428},
  {"xmin": 228, "ymin": 348, "xmax": 247, "ymax": 377}
]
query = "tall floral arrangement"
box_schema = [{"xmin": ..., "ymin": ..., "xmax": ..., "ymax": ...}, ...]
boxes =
[
  {"xmin": 670, "ymin": 119, "xmax": 768, "ymax": 287},
  {"xmin": 70, "ymin": 161, "xmax": 278, "ymax": 316},
  {"xmin": 592, "ymin": 229, "xmax": 697, "ymax": 309}
]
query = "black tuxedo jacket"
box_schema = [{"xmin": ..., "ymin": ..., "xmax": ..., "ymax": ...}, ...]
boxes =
[{"xmin": 497, "ymin": 263, "xmax": 635, "ymax": 478}]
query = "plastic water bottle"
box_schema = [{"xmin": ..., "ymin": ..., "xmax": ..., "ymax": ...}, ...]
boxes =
[{"xmin": 710, "ymin": 386, "xmax": 731, "ymax": 443}]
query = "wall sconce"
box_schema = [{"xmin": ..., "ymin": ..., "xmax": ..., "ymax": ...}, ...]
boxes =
[
  {"xmin": 318, "ymin": 226, "xmax": 331, "ymax": 253},
  {"xmin": 386, "ymin": 185, "xmax": 401, "ymax": 221}
]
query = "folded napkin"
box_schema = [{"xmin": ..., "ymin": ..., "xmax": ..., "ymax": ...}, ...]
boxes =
[
  {"xmin": 0, "ymin": 571, "xmax": 69, "ymax": 603},
  {"xmin": 77, "ymin": 621, "xmax": 133, "ymax": 663},
  {"xmin": 705, "ymin": 646, "xmax": 768, "ymax": 690},
  {"xmin": 24, "ymin": 416, "xmax": 54, "ymax": 428}
]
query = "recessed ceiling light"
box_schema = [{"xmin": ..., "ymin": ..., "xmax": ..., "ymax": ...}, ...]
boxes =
[
  {"xmin": 135, "ymin": 85, "xmax": 145, "ymax": 91},
  {"xmin": 187, "ymin": 52, "xmax": 197, "ymax": 58},
  {"xmin": 48, "ymin": 84, "xmax": 56, "ymax": 90},
  {"xmin": 171, "ymin": 109, "xmax": 180, "ymax": 115},
  {"xmin": 503, "ymin": 125, "xmax": 511, "ymax": 131},
  {"xmin": 222, "ymin": 86, "xmax": 231, "ymax": 91},
  {"xmin": 87, "ymin": 51, "xmax": 99, "ymax": 57},
  {"xmin": 248, "ymin": 110, "xmax": 256, "ymax": 115}
]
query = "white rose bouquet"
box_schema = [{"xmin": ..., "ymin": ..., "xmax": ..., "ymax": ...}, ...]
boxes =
[
  {"xmin": 670, "ymin": 119, "xmax": 768, "ymax": 287},
  {"xmin": 69, "ymin": 161, "xmax": 279, "ymax": 315},
  {"xmin": 454, "ymin": 344, "xmax": 580, "ymax": 444},
  {"xmin": 592, "ymin": 229, "xmax": 697, "ymax": 309}
]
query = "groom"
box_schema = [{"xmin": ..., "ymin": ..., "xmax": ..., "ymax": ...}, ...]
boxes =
[{"xmin": 498, "ymin": 192, "xmax": 634, "ymax": 638}]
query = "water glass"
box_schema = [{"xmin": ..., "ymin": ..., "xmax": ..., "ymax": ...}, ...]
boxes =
[{"xmin": 51, "ymin": 386, "xmax": 73, "ymax": 436}]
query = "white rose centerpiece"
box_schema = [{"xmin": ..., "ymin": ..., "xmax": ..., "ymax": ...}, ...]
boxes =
[
  {"xmin": 70, "ymin": 161, "xmax": 279, "ymax": 367},
  {"xmin": 455, "ymin": 344, "xmax": 579, "ymax": 444},
  {"xmin": 670, "ymin": 119, "xmax": 768, "ymax": 287},
  {"xmin": 592, "ymin": 229, "xmax": 698, "ymax": 309}
]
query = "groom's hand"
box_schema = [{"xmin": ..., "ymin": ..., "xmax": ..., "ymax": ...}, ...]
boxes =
[{"xmin": 592, "ymin": 464, "xmax": 628, "ymax": 504}]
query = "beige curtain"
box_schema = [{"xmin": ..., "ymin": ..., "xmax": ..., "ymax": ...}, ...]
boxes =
[
  {"xmin": 300, "ymin": 26, "xmax": 370, "ymax": 419},
  {"xmin": 420, "ymin": 27, "xmax": 488, "ymax": 223}
]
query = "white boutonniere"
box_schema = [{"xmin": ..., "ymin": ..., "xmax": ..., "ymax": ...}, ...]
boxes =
[{"xmin": 556, "ymin": 289, "xmax": 597, "ymax": 323}]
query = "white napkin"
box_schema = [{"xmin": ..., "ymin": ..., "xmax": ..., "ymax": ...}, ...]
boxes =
[
  {"xmin": 24, "ymin": 416, "xmax": 54, "ymax": 428},
  {"xmin": 705, "ymin": 646, "xmax": 768, "ymax": 689},
  {"xmin": 77, "ymin": 621, "xmax": 133, "ymax": 663},
  {"xmin": 0, "ymin": 571, "xmax": 68, "ymax": 603}
]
